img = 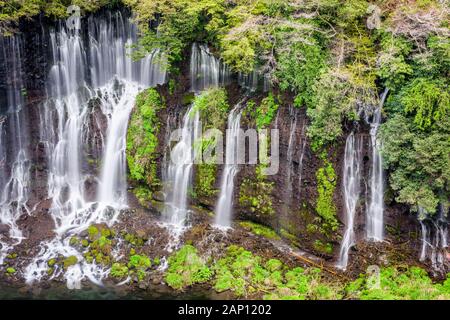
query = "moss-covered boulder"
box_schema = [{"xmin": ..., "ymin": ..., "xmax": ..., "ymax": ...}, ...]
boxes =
[{"xmin": 126, "ymin": 88, "xmax": 164, "ymax": 191}]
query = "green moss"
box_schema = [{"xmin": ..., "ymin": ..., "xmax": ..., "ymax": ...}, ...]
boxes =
[
  {"xmin": 47, "ymin": 259, "xmax": 56, "ymax": 267},
  {"xmin": 69, "ymin": 236, "xmax": 79, "ymax": 246},
  {"xmin": 128, "ymin": 254, "xmax": 151, "ymax": 269},
  {"xmin": 84, "ymin": 253, "xmax": 94, "ymax": 264},
  {"xmin": 265, "ymin": 267, "xmax": 342, "ymax": 300},
  {"xmin": 315, "ymin": 161, "xmax": 338, "ymax": 232},
  {"xmin": 191, "ymin": 88, "xmax": 229, "ymax": 129},
  {"xmin": 168, "ymin": 79, "xmax": 176, "ymax": 95},
  {"xmin": 110, "ymin": 263, "xmax": 129, "ymax": 279},
  {"xmin": 255, "ymin": 93, "xmax": 279, "ymax": 129},
  {"xmin": 182, "ymin": 92, "xmax": 195, "ymax": 105},
  {"xmin": 123, "ymin": 233, "xmax": 146, "ymax": 247},
  {"xmin": 211, "ymin": 245, "xmax": 342, "ymax": 299},
  {"xmin": 87, "ymin": 226, "xmax": 99, "ymax": 240},
  {"xmin": 346, "ymin": 266, "xmax": 450, "ymax": 300},
  {"xmin": 239, "ymin": 178, "xmax": 274, "ymax": 217},
  {"xmin": 194, "ymin": 164, "xmax": 217, "ymax": 199},
  {"xmin": 6, "ymin": 253, "xmax": 17, "ymax": 259},
  {"xmin": 127, "ymin": 254, "xmax": 151, "ymax": 281},
  {"xmin": 265, "ymin": 259, "xmax": 283, "ymax": 272},
  {"xmin": 126, "ymin": 88, "xmax": 164, "ymax": 188},
  {"xmin": 213, "ymin": 246, "xmax": 260, "ymax": 296},
  {"xmin": 187, "ymin": 89, "xmax": 231, "ymax": 202},
  {"xmin": 280, "ymin": 229, "xmax": 300, "ymax": 246},
  {"xmin": 62, "ymin": 256, "xmax": 78, "ymax": 269},
  {"xmin": 89, "ymin": 235, "xmax": 113, "ymax": 262},
  {"xmin": 313, "ymin": 240, "xmax": 333, "ymax": 254},
  {"xmin": 6, "ymin": 267, "xmax": 16, "ymax": 274},
  {"xmin": 132, "ymin": 185, "xmax": 153, "ymax": 207},
  {"xmin": 165, "ymin": 245, "xmax": 212, "ymax": 290},
  {"xmin": 239, "ymin": 221, "xmax": 280, "ymax": 240}
]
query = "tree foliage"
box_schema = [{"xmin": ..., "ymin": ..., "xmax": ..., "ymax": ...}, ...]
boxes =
[{"xmin": 0, "ymin": 0, "xmax": 115, "ymax": 33}]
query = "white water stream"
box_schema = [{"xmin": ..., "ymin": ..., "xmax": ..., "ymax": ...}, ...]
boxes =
[
  {"xmin": 337, "ymin": 132, "xmax": 363, "ymax": 270},
  {"xmin": 214, "ymin": 104, "xmax": 243, "ymax": 228},
  {"xmin": 24, "ymin": 12, "xmax": 166, "ymax": 288}
]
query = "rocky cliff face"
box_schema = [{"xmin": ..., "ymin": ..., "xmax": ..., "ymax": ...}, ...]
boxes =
[
  {"xmin": 134, "ymin": 63, "xmax": 428, "ymax": 277},
  {"xmin": 0, "ymin": 10, "xmax": 445, "ymax": 289}
]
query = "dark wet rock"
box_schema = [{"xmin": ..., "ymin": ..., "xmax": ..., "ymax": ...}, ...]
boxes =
[
  {"xmin": 152, "ymin": 191, "xmax": 165, "ymax": 202},
  {"xmin": 0, "ymin": 224, "xmax": 9, "ymax": 235}
]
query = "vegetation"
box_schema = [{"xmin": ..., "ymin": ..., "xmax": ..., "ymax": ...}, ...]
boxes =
[
  {"xmin": 239, "ymin": 177, "xmax": 275, "ymax": 218},
  {"xmin": 315, "ymin": 160, "xmax": 338, "ymax": 232},
  {"xmin": 191, "ymin": 88, "xmax": 229, "ymax": 130},
  {"xmin": 126, "ymin": 88, "xmax": 164, "ymax": 193},
  {"xmin": 194, "ymin": 163, "xmax": 217, "ymax": 199},
  {"xmin": 239, "ymin": 221, "xmax": 280, "ymax": 240},
  {"xmin": 0, "ymin": 0, "xmax": 119, "ymax": 34},
  {"xmin": 2, "ymin": 0, "xmax": 450, "ymax": 300},
  {"xmin": 165, "ymin": 244, "xmax": 343, "ymax": 299},
  {"xmin": 190, "ymin": 88, "xmax": 229, "ymax": 200},
  {"xmin": 255, "ymin": 93, "xmax": 279, "ymax": 130},
  {"xmin": 164, "ymin": 244, "xmax": 450, "ymax": 300},
  {"xmin": 165, "ymin": 245, "xmax": 212, "ymax": 290},
  {"xmin": 346, "ymin": 266, "xmax": 450, "ymax": 300}
]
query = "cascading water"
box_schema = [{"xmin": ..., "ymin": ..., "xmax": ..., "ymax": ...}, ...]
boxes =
[
  {"xmin": 214, "ymin": 104, "xmax": 243, "ymax": 228},
  {"xmin": 282, "ymin": 106, "xmax": 297, "ymax": 216},
  {"xmin": 418, "ymin": 206, "xmax": 449, "ymax": 272},
  {"xmin": 0, "ymin": 35, "xmax": 30, "ymax": 264},
  {"xmin": 24, "ymin": 11, "xmax": 166, "ymax": 288},
  {"xmin": 366, "ymin": 88, "xmax": 388, "ymax": 241},
  {"xmin": 162, "ymin": 43, "xmax": 226, "ymax": 230},
  {"xmin": 238, "ymin": 69, "xmax": 259, "ymax": 92},
  {"xmin": 337, "ymin": 132, "xmax": 363, "ymax": 270},
  {"xmin": 297, "ymin": 121, "xmax": 307, "ymax": 197},
  {"xmin": 163, "ymin": 107, "xmax": 201, "ymax": 228},
  {"xmin": 190, "ymin": 43, "xmax": 229, "ymax": 92}
]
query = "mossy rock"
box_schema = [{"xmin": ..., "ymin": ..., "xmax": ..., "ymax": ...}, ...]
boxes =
[
  {"xmin": 182, "ymin": 92, "xmax": 195, "ymax": 105},
  {"xmin": 69, "ymin": 236, "xmax": 79, "ymax": 246},
  {"xmin": 239, "ymin": 221, "xmax": 280, "ymax": 240},
  {"xmin": 110, "ymin": 263, "xmax": 129, "ymax": 279},
  {"xmin": 6, "ymin": 267, "xmax": 16, "ymax": 274},
  {"xmin": 126, "ymin": 88, "xmax": 163, "ymax": 188},
  {"xmin": 47, "ymin": 258, "xmax": 56, "ymax": 267},
  {"xmin": 88, "ymin": 225, "xmax": 100, "ymax": 241},
  {"xmin": 6, "ymin": 253, "xmax": 17, "ymax": 259},
  {"xmin": 63, "ymin": 256, "xmax": 78, "ymax": 269}
]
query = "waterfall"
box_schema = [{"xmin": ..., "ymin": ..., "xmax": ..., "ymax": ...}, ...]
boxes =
[
  {"xmin": 24, "ymin": 11, "xmax": 166, "ymax": 288},
  {"xmin": 238, "ymin": 69, "xmax": 259, "ymax": 92},
  {"xmin": 190, "ymin": 43, "xmax": 229, "ymax": 92},
  {"xmin": 366, "ymin": 88, "xmax": 388, "ymax": 241},
  {"xmin": 337, "ymin": 132, "xmax": 363, "ymax": 270},
  {"xmin": 214, "ymin": 104, "xmax": 243, "ymax": 228},
  {"xmin": 282, "ymin": 107, "xmax": 297, "ymax": 216},
  {"xmin": 163, "ymin": 106, "xmax": 201, "ymax": 227},
  {"xmin": 162, "ymin": 43, "xmax": 228, "ymax": 229},
  {"xmin": 418, "ymin": 206, "xmax": 449, "ymax": 272},
  {"xmin": 297, "ymin": 121, "xmax": 307, "ymax": 198},
  {"xmin": 97, "ymin": 85, "xmax": 139, "ymax": 206},
  {"xmin": 0, "ymin": 35, "xmax": 30, "ymax": 264}
]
